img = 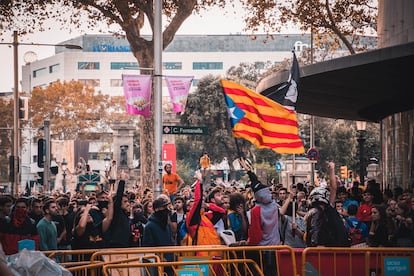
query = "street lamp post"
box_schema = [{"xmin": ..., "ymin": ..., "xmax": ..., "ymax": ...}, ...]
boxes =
[
  {"xmin": 61, "ymin": 158, "xmax": 68, "ymax": 193},
  {"xmin": 0, "ymin": 31, "xmax": 82, "ymax": 195},
  {"xmin": 104, "ymin": 155, "xmax": 111, "ymax": 177},
  {"xmin": 356, "ymin": 121, "xmax": 367, "ymax": 185}
]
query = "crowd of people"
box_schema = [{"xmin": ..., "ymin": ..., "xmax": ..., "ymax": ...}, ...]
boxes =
[{"xmin": 0, "ymin": 159, "xmax": 413, "ymax": 269}]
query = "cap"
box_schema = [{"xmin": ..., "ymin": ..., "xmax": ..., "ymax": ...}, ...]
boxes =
[{"xmin": 153, "ymin": 195, "xmax": 170, "ymax": 209}]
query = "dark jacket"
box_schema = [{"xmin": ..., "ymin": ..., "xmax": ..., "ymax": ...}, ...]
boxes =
[
  {"xmin": 143, "ymin": 213, "xmax": 174, "ymax": 262},
  {"xmin": 108, "ymin": 180, "xmax": 131, "ymax": 247},
  {"xmin": 142, "ymin": 213, "xmax": 174, "ymax": 248},
  {"xmin": 0, "ymin": 216, "xmax": 40, "ymax": 255}
]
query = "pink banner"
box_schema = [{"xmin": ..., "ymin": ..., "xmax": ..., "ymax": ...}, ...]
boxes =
[
  {"xmin": 165, "ymin": 76, "xmax": 193, "ymax": 113},
  {"xmin": 122, "ymin": 74, "xmax": 152, "ymax": 118}
]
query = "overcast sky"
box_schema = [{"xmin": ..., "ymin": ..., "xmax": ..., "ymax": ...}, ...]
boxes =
[{"xmin": 0, "ymin": 5, "xmax": 299, "ymax": 92}]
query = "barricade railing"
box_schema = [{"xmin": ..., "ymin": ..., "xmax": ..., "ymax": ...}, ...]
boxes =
[
  {"xmin": 301, "ymin": 247, "xmax": 414, "ymax": 276},
  {"xmin": 102, "ymin": 258, "xmax": 264, "ymax": 276},
  {"xmin": 68, "ymin": 254, "xmax": 160, "ymax": 276},
  {"xmin": 58, "ymin": 245, "xmax": 296, "ymax": 276}
]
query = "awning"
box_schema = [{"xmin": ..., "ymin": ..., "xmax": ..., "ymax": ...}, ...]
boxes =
[{"xmin": 257, "ymin": 42, "xmax": 414, "ymax": 122}]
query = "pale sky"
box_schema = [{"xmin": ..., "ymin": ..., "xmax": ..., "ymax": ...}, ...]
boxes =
[{"xmin": 0, "ymin": 5, "xmax": 298, "ymax": 92}]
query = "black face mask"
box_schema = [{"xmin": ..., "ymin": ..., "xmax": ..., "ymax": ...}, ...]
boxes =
[
  {"xmin": 154, "ymin": 208, "xmax": 169, "ymax": 228},
  {"xmin": 97, "ymin": 201, "xmax": 108, "ymax": 210}
]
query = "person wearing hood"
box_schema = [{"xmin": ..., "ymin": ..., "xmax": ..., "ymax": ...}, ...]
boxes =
[
  {"xmin": 231, "ymin": 158, "xmax": 280, "ymax": 276},
  {"xmin": 234, "ymin": 158, "xmax": 280, "ymax": 247},
  {"xmin": 142, "ymin": 194, "xmax": 174, "ymax": 273}
]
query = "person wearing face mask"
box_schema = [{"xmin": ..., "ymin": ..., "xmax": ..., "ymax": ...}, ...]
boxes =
[
  {"xmin": 142, "ymin": 195, "xmax": 174, "ymax": 273},
  {"xmin": 142, "ymin": 195, "xmax": 173, "ymax": 247},
  {"xmin": 0, "ymin": 197, "xmax": 40, "ymax": 255}
]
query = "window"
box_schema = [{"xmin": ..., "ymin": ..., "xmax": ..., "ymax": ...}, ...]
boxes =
[
  {"xmin": 110, "ymin": 62, "xmax": 138, "ymax": 70},
  {"xmin": 192, "ymin": 79, "xmax": 199, "ymax": 86},
  {"xmin": 79, "ymin": 79, "xmax": 100, "ymax": 87},
  {"xmin": 49, "ymin": 64, "xmax": 60, "ymax": 73},
  {"xmin": 78, "ymin": 62, "xmax": 100, "ymax": 70},
  {"xmin": 110, "ymin": 79, "xmax": 123, "ymax": 87},
  {"xmin": 163, "ymin": 62, "xmax": 182, "ymax": 70},
  {"xmin": 193, "ymin": 62, "xmax": 223, "ymax": 70},
  {"xmin": 33, "ymin": 68, "xmax": 47, "ymax": 78}
]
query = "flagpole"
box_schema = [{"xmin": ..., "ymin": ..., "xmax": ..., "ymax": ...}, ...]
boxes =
[
  {"xmin": 292, "ymin": 154, "xmax": 296, "ymax": 185},
  {"xmin": 234, "ymin": 138, "xmax": 243, "ymax": 158}
]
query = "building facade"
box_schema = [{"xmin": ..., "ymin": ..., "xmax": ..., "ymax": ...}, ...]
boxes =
[
  {"xmin": 19, "ymin": 34, "xmax": 313, "ymax": 192},
  {"xmin": 21, "ymin": 34, "xmax": 312, "ymax": 97}
]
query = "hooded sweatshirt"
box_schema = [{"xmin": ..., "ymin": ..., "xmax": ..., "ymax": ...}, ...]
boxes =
[{"xmin": 246, "ymin": 171, "xmax": 280, "ymax": 246}]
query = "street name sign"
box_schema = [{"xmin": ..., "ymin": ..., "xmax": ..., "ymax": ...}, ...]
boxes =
[{"xmin": 163, "ymin": 126, "xmax": 208, "ymax": 135}]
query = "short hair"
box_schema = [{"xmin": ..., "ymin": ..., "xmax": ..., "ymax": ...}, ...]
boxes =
[
  {"xmin": 229, "ymin": 193, "xmax": 245, "ymax": 211},
  {"xmin": 43, "ymin": 199, "xmax": 56, "ymax": 213},
  {"xmin": 278, "ymin": 187, "xmax": 288, "ymax": 193},
  {"xmin": 57, "ymin": 197, "xmax": 69, "ymax": 207},
  {"xmin": 336, "ymin": 186, "xmax": 348, "ymax": 195},
  {"xmin": 174, "ymin": 196, "xmax": 184, "ymax": 203},
  {"xmin": 96, "ymin": 191, "xmax": 107, "ymax": 199},
  {"xmin": 0, "ymin": 195, "xmax": 13, "ymax": 206},
  {"xmin": 347, "ymin": 204, "xmax": 358, "ymax": 215},
  {"xmin": 15, "ymin": 197, "xmax": 28, "ymax": 207},
  {"xmin": 207, "ymin": 187, "xmax": 221, "ymax": 203},
  {"xmin": 30, "ymin": 197, "xmax": 42, "ymax": 207}
]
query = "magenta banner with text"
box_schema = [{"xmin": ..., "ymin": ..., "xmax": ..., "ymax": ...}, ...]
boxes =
[
  {"xmin": 122, "ymin": 74, "xmax": 152, "ymax": 118},
  {"xmin": 165, "ymin": 76, "xmax": 193, "ymax": 113}
]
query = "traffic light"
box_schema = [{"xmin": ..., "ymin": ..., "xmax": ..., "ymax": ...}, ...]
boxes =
[
  {"xmin": 19, "ymin": 97, "xmax": 29, "ymax": 120},
  {"xmin": 37, "ymin": 139, "xmax": 46, "ymax": 168},
  {"xmin": 340, "ymin": 166, "xmax": 348, "ymax": 179},
  {"xmin": 9, "ymin": 156, "xmax": 14, "ymax": 182},
  {"xmin": 348, "ymin": 170, "xmax": 353, "ymax": 180}
]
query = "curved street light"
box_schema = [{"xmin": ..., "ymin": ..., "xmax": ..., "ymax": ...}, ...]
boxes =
[
  {"xmin": 61, "ymin": 158, "xmax": 68, "ymax": 193},
  {"xmin": 0, "ymin": 31, "xmax": 82, "ymax": 195}
]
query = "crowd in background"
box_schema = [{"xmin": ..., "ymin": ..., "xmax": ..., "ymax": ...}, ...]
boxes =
[{"xmin": 0, "ymin": 160, "xmax": 413, "ymax": 262}]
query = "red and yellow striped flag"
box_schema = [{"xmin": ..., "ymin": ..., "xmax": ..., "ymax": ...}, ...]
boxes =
[{"xmin": 221, "ymin": 80, "xmax": 304, "ymax": 154}]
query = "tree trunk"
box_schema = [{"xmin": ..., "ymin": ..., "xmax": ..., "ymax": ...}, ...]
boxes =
[{"xmin": 131, "ymin": 44, "xmax": 156, "ymax": 189}]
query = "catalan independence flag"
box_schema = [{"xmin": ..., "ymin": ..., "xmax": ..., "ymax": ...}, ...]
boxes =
[{"xmin": 221, "ymin": 79, "xmax": 304, "ymax": 154}]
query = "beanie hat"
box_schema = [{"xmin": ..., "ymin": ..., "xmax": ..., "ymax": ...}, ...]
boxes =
[{"xmin": 252, "ymin": 181, "xmax": 268, "ymax": 194}]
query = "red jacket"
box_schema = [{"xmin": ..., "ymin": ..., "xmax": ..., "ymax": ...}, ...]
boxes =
[{"xmin": 0, "ymin": 217, "xmax": 40, "ymax": 255}]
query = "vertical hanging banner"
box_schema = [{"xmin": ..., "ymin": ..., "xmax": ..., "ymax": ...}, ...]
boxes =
[
  {"xmin": 122, "ymin": 74, "xmax": 152, "ymax": 118},
  {"xmin": 165, "ymin": 76, "xmax": 193, "ymax": 113}
]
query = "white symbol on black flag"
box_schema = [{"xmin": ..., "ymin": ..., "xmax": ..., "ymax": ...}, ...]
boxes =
[{"xmin": 268, "ymin": 51, "xmax": 300, "ymax": 111}]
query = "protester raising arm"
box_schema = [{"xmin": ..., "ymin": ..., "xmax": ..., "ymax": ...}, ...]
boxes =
[
  {"xmin": 75, "ymin": 204, "xmax": 92, "ymax": 237},
  {"xmin": 328, "ymin": 161, "xmax": 337, "ymax": 207},
  {"xmin": 102, "ymin": 189, "xmax": 114, "ymax": 233}
]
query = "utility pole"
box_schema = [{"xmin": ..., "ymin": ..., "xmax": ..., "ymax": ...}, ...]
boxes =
[
  {"xmin": 44, "ymin": 119, "xmax": 51, "ymax": 193},
  {"xmin": 12, "ymin": 31, "xmax": 19, "ymax": 195},
  {"xmin": 154, "ymin": 0, "xmax": 163, "ymax": 198}
]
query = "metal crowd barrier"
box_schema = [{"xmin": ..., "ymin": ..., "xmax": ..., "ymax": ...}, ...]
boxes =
[
  {"xmin": 301, "ymin": 247, "xmax": 414, "ymax": 276},
  {"xmin": 102, "ymin": 258, "xmax": 264, "ymax": 276},
  {"xmin": 45, "ymin": 245, "xmax": 296, "ymax": 276}
]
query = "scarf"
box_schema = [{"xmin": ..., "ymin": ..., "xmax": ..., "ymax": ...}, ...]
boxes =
[{"xmin": 13, "ymin": 208, "xmax": 28, "ymax": 228}]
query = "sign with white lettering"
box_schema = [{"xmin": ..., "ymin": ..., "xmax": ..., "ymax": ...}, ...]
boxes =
[
  {"xmin": 163, "ymin": 126, "xmax": 208, "ymax": 135},
  {"xmin": 383, "ymin": 257, "xmax": 411, "ymax": 276}
]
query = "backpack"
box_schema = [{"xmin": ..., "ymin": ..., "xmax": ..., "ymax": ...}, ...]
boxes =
[
  {"xmin": 346, "ymin": 219, "xmax": 363, "ymax": 245},
  {"xmin": 325, "ymin": 205, "xmax": 352, "ymax": 247}
]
